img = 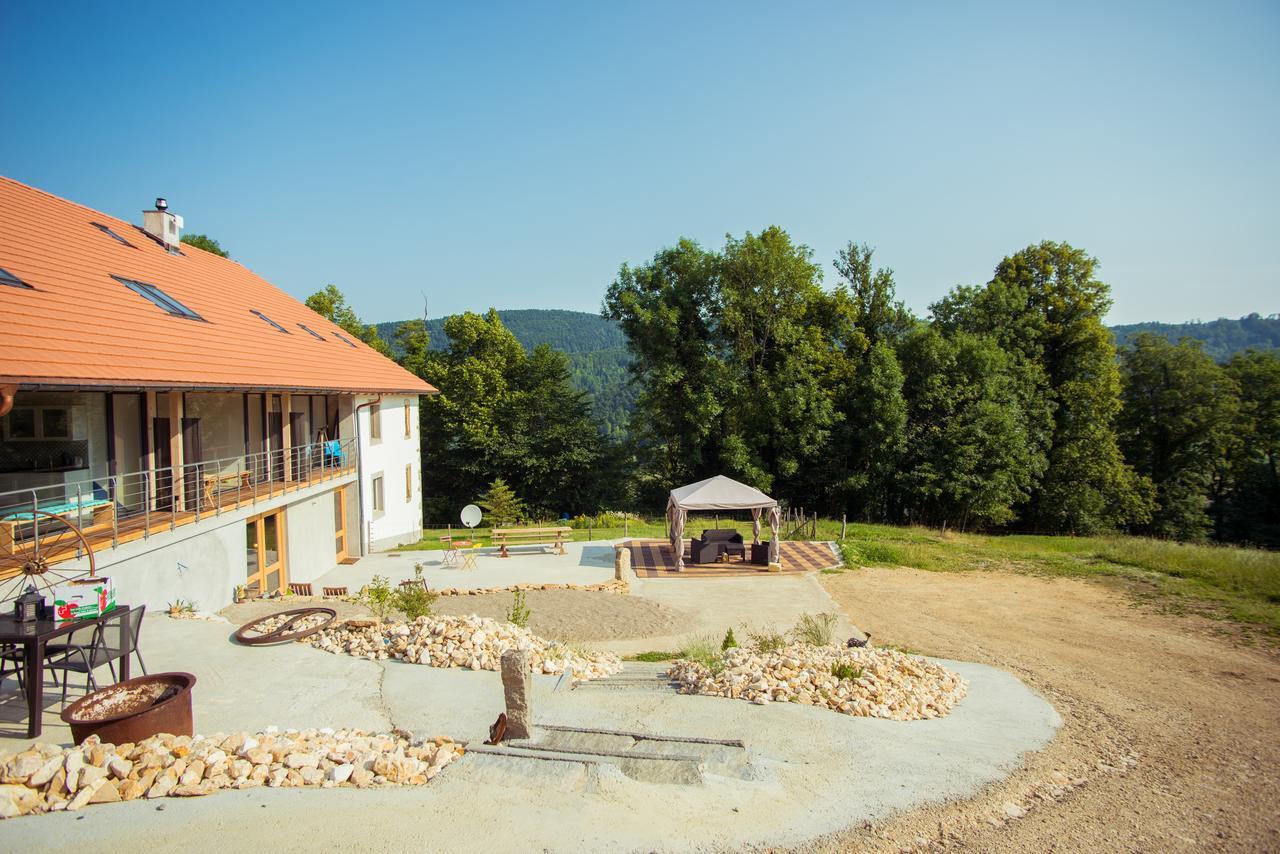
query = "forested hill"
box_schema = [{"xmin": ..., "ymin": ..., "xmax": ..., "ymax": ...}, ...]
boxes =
[
  {"xmin": 376, "ymin": 309, "xmax": 1277, "ymax": 438},
  {"xmin": 374, "ymin": 309, "xmax": 633, "ymax": 437},
  {"xmin": 1110, "ymin": 313, "xmax": 1280, "ymax": 362}
]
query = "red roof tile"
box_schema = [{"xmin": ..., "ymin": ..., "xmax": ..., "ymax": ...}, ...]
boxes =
[{"xmin": 0, "ymin": 177, "xmax": 436, "ymax": 395}]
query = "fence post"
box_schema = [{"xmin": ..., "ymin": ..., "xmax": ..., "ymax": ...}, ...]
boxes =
[
  {"xmin": 143, "ymin": 472, "xmax": 150, "ymax": 539},
  {"xmin": 624, "ymin": 516, "xmax": 629, "ymax": 538},
  {"xmin": 840, "ymin": 513, "xmax": 846, "ymax": 541},
  {"xmin": 170, "ymin": 466, "xmax": 177, "ymax": 531},
  {"xmin": 111, "ymin": 476, "xmax": 119, "ymax": 548}
]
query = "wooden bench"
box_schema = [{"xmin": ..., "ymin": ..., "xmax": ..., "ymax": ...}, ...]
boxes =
[
  {"xmin": 490, "ymin": 526, "xmax": 573, "ymax": 558},
  {"xmin": 1, "ymin": 499, "xmax": 115, "ymax": 555},
  {"xmin": 202, "ymin": 470, "xmax": 252, "ymax": 506}
]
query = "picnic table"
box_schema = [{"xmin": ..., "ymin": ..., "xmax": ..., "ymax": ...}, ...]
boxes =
[
  {"xmin": 1, "ymin": 497, "xmax": 115, "ymax": 555},
  {"xmin": 490, "ymin": 526, "xmax": 572, "ymax": 558},
  {"xmin": 0, "ymin": 604, "xmax": 136, "ymax": 738}
]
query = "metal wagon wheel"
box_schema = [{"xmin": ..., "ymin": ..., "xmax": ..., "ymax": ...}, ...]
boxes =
[
  {"xmin": 233, "ymin": 607, "xmax": 337, "ymax": 646},
  {"xmin": 0, "ymin": 510, "xmax": 97, "ymax": 607}
]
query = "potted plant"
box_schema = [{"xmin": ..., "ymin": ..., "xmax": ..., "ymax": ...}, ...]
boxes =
[{"xmin": 60, "ymin": 672, "xmax": 197, "ymax": 744}]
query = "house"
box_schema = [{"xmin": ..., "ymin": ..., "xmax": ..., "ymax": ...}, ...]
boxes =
[{"xmin": 0, "ymin": 177, "xmax": 436, "ymax": 610}]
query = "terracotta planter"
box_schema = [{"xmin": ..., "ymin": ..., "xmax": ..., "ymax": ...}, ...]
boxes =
[{"xmin": 60, "ymin": 672, "xmax": 196, "ymax": 745}]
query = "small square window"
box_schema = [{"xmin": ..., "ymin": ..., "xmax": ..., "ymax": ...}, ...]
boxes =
[
  {"xmin": 251, "ymin": 309, "xmax": 289, "ymax": 333},
  {"xmin": 112, "ymin": 275, "xmax": 203, "ymax": 320},
  {"xmin": 0, "ymin": 267, "xmax": 33, "ymax": 289}
]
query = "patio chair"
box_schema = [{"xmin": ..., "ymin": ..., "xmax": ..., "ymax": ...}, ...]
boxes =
[
  {"xmin": 0, "ymin": 643, "xmax": 26, "ymax": 692},
  {"xmin": 99, "ymin": 605, "xmax": 148, "ymax": 680},
  {"xmin": 45, "ymin": 620, "xmax": 109, "ymax": 705},
  {"xmin": 749, "ymin": 541, "xmax": 772, "ymax": 565},
  {"xmin": 689, "ymin": 536, "xmax": 723, "ymax": 564}
]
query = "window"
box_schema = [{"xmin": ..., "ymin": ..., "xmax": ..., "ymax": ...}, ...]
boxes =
[
  {"xmin": 112, "ymin": 275, "xmax": 204, "ymax": 320},
  {"xmin": 2, "ymin": 406, "xmax": 72, "ymax": 440},
  {"xmin": 405, "ymin": 464, "xmax": 413, "ymax": 501},
  {"xmin": 92, "ymin": 222, "xmax": 136, "ymax": 248},
  {"xmin": 332, "ymin": 331, "xmax": 358, "ymax": 349},
  {"xmin": 298, "ymin": 323, "xmax": 326, "ymax": 341},
  {"xmin": 0, "ymin": 267, "xmax": 32, "ymax": 289},
  {"xmin": 372, "ymin": 474, "xmax": 384, "ymax": 513},
  {"xmin": 251, "ymin": 309, "xmax": 289, "ymax": 333},
  {"xmin": 369, "ymin": 403, "xmax": 381, "ymax": 441},
  {"xmin": 404, "ymin": 401, "xmax": 411, "ymax": 438}
]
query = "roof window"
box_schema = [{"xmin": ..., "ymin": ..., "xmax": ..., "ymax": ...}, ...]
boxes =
[
  {"xmin": 251, "ymin": 309, "xmax": 289, "ymax": 334},
  {"xmin": 0, "ymin": 267, "xmax": 33, "ymax": 289},
  {"xmin": 92, "ymin": 222, "xmax": 136, "ymax": 248},
  {"xmin": 111, "ymin": 274, "xmax": 204, "ymax": 320},
  {"xmin": 298, "ymin": 323, "xmax": 326, "ymax": 341},
  {"xmin": 332, "ymin": 331, "xmax": 359, "ymax": 349}
]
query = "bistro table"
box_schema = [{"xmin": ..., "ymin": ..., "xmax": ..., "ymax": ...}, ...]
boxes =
[{"xmin": 0, "ymin": 604, "xmax": 135, "ymax": 738}]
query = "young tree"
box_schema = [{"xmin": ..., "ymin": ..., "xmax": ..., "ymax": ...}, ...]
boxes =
[
  {"xmin": 180, "ymin": 233, "xmax": 229, "ymax": 258},
  {"xmin": 1119, "ymin": 335, "xmax": 1239, "ymax": 540},
  {"xmin": 477, "ymin": 478, "xmax": 525, "ymax": 526}
]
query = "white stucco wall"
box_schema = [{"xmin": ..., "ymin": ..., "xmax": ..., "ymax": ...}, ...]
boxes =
[
  {"xmin": 284, "ymin": 490, "xmax": 341, "ymax": 584},
  {"xmin": 354, "ymin": 394, "xmax": 423, "ymax": 551}
]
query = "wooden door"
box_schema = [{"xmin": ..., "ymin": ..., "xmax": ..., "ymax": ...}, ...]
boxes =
[
  {"xmin": 267, "ymin": 411, "xmax": 283, "ymax": 482},
  {"xmin": 289, "ymin": 411, "xmax": 306, "ymax": 481},
  {"xmin": 333, "ymin": 487, "xmax": 348, "ymax": 561},
  {"xmin": 245, "ymin": 510, "xmax": 286, "ymax": 595},
  {"xmin": 181, "ymin": 417, "xmax": 201, "ymax": 511},
  {"xmin": 152, "ymin": 418, "xmax": 172, "ymax": 511}
]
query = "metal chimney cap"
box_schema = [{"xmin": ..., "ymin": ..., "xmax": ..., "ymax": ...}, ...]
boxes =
[{"xmin": 155, "ymin": 197, "xmax": 168, "ymax": 211}]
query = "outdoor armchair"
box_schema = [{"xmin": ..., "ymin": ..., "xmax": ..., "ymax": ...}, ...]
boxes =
[{"xmin": 689, "ymin": 536, "xmax": 723, "ymax": 564}]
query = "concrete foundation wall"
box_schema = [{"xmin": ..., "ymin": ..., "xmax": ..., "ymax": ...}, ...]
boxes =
[{"xmin": 285, "ymin": 491, "xmax": 340, "ymax": 584}]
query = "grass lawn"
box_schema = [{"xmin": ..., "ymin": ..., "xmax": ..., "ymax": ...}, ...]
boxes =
[{"xmin": 829, "ymin": 521, "xmax": 1280, "ymax": 637}]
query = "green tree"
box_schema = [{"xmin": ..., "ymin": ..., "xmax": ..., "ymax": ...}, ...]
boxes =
[
  {"xmin": 477, "ymin": 477, "xmax": 525, "ymax": 526},
  {"xmin": 932, "ymin": 241, "xmax": 1149, "ymax": 533},
  {"xmin": 896, "ymin": 326, "xmax": 1044, "ymax": 529},
  {"xmin": 1220, "ymin": 349, "xmax": 1280, "ymax": 545},
  {"xmin": 180, "ymin": 233, "xmax": 229, "ymax": 258},
  {"xmin": 604, "ymin": 239, "xmax": 725, "ymax": 501},
  {"xmin": 1119, "ymin": 335, "xmax": 1240, "ymax": 540},
  {"xmin": 304, "ymin": 284, "xmax": 392, "ymax": 356}
]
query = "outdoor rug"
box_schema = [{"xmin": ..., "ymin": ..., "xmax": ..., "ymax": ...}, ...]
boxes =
[{"xmin": 627, "ymin": 539, "xmax": 841, "ymax": 578}]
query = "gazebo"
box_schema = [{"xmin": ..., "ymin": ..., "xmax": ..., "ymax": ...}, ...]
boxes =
[{"xmin": 665, "ymin": 475, "xmax": 782, "ymax": 571}]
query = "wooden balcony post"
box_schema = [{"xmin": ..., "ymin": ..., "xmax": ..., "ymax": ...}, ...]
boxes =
[
  {"xmin": 169, "ymin": 391, "xmax": 185, "ymax": 509},
  {"xmin": 145, "ymin": 391, "xmax": 157, "ymax": 509},
  {"xmin": 281, "ymin": 391, "xmax": 293, "ymax": 483}
]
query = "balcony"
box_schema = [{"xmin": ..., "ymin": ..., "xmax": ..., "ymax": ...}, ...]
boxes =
[{"xmin": 0, "ymin": 438, "xmax": 357, "ymax": 600}]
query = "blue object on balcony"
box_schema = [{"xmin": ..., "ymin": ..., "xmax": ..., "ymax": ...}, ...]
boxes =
[{"xmin": 323, "ymin": 441, "xmax": 345, "ymax": 467}]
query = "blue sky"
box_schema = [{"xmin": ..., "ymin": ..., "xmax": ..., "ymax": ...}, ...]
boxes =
[{"xmin": 2, "ymin": 1, "xmax": 1276, "ymax": 325}]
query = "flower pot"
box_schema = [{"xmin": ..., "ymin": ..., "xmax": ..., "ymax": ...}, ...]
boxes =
[{"xmin": 60, "ymin": 672, "xmax": 196, "ymax": 745}]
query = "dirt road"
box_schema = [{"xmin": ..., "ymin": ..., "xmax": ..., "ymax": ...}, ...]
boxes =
[{"xmin": 816, "ymin": 568, "xmax": 1280, "ymax": 852}]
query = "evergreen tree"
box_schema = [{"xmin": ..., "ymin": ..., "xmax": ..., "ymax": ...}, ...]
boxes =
[{"xmin": 477, "ymin": 478, "xmax": 525, "ymax": 526}]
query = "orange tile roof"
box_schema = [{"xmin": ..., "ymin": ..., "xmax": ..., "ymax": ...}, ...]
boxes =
[{"xmin": 0, "ymin": 176, "xmax": 436, "ymax": 395}]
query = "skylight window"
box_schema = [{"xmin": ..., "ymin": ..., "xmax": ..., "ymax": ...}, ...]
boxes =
[
  {"xmin": 0, "ymin": 267, "xmax": 32, "ymax": 289},
  {"xmin": 92, "ymin": 222, "xmax": 136, "ymax": 248},
  {"xmin": 298, "ymin": 323, "xmax": 326, "ymax": 341},
  {"xmin": 332, "ymin": 331, "xmax": 359, "ymax": 349},
  {"xmin": 251, "ymin": 309, "xmax": 289, "ymax": 333},
  {"xmin": 111, "ymin": 275, "xmax": 204, "ymax": 320}
]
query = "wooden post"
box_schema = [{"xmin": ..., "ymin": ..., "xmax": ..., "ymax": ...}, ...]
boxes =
[
  {"xmin": 281, "ymin": 391, "xmax": 293, "ymax": 483},
  {"xmin": 840, "ymin": 514, "xmax": 847, "ymax": 540},
  {"xmin": 145, "ymin": 391, "xmax": 157, "ymax": 509},
  {"xmin": 169, "ymin": 391, "xmax": 184, "ymax": 510}
]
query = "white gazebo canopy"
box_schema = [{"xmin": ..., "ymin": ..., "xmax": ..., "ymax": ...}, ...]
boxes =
[{"xmin": 665, "ymin": 475, "xmax": 782, "ymax": 570}]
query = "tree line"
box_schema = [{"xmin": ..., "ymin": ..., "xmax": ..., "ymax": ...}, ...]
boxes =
[{"xmin": 306, "ymin": 232, "xmax": 1278, "ymax": 547}]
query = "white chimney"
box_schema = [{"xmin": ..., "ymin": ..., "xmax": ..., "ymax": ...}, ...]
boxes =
[{"xmin": 142, "ymin": 197, "xmax": 183, "ymax": 249}]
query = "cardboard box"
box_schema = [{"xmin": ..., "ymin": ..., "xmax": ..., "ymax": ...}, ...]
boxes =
[{"xmin": 52, "ymin": 576, "xmax": 116, "ymax": 620}]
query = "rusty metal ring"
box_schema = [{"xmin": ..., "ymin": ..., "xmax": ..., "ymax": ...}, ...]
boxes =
[{"xmin": 234, "ymin": 607, "xmax": 337, "ymax": 646}]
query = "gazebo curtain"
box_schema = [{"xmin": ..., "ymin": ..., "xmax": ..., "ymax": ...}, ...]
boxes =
[{"xmin": 665, "ymin": 475, "xmax": 781, "ymax": 571}]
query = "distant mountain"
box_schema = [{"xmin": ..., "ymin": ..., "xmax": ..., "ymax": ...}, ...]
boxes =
[
  {"xmin": 1109, "ymin": 313, "xmax": 1279, "ymax": 362},
  {"xmin": 374, "ymin": 309, "xmax": 634, "ymax": 438}
]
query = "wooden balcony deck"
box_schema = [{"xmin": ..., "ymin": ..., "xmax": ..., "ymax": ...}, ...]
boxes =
[{"xmin": 0, "ymin": 462, "xmax": 356, "ymax": 580}]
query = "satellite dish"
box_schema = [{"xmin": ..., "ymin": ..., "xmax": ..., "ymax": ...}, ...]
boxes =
[{"xmin": 460, "ymin": 504, "xmax": 482, "ymax": 528}]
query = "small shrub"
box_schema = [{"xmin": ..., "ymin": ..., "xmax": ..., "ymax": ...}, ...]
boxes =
[
  {"xmin": 721, "ymin": 628, "xmax": 738, "ymax": 651},
  {"xmin": 680, "ymin": 634, "xmax": 725, "ymax": 673},
  {"xmin": 168, "ymin": 598, "xmax": 196, "ymax": 614},
  {"xmin": 830, "ymin": 661, "xmax": 863, "ymax": 681},
  {"xmin": 506, "ymin": 589, "xmax": 531, "ymax": 628},
  {"xmin": 792, "ymin": 612, "xmax": 838, "ymax": 646},
  {"xmin": 363, "ymin": 575, "xmax": 395, "ymax": 622},
  {"xmin": 394, "ymin": 574, "xmax": 437, "ymax": 620},
  {"xmin": 746, "ymin": 627, "xmax": 787, "ymax": 653}
]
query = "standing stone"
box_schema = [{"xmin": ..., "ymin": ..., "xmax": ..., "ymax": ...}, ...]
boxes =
[
  {"xmin": 500, "ymin": 649, "xmax": 534, "ymax": 740},
  {"xmin": 614, "ymin": 546, "xmax": 631, "ymax": 581}
]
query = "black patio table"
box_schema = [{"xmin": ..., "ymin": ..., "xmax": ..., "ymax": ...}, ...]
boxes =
[{"xmin": 0, "ymin": 604, "xmax": 135, "ymax": 738}]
